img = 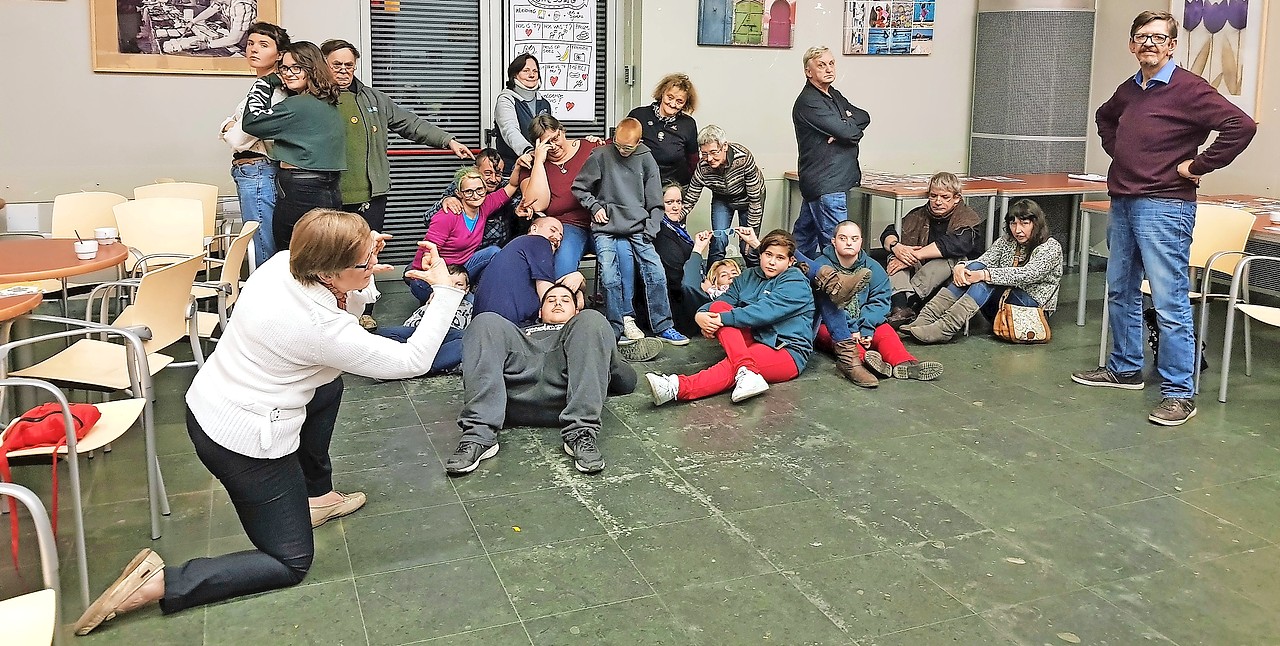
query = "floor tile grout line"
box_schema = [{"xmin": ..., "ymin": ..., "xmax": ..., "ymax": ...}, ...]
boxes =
[
  {"xmin": 338, "ymin": 522, "xmax": 374, "ymax": 646},
  {"xmin": 405, "ymin": 386, "xmax": 536, "ymax": 646}
]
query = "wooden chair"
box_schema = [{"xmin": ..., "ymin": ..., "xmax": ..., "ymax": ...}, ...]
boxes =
[
  {"xmin": 1217, "ymin": 255, "xmax": 1280, "ymax": 403},
  {"xmin": 1097, "ymin": 205, "xmax": 1256, "ymax": 379},
  {"xmin": 0, "ymin": 481, "xmax": 62, "ymax": 645}
]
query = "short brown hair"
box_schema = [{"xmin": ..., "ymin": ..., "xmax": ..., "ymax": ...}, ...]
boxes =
[
  {"xmin": 320, "ymin": 38, "xmax": 360, "ymax": 59},
  {"xmin": 289, "ymin": 209, "xmax": 371, "ymax": 284},
  {"xmin": 1004, "ymin": 199, "xmax": 1052, "ymax": 254},
  {"xmin": 1131, "ymin": 11, "xmax": 1179, "ymax": 38},
  {"xmin": 528, "ymin": 113, "xmax": 564, "ymax": 140},
  {"xmin": 758, "ymin": 229, "xmax": 797, "ymax": 259},
  {"xmin": 652, "ymin": 73, "xmax": 698, "ymax": 114}
]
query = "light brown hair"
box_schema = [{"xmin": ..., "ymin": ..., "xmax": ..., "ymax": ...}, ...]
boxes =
[
  {"xmin": 652, "ymin": 73, "xmax": 698, "ymax": 114},
  {"xmin": 289, "ymin": 209, "xmax": 371, "ymax": 284},
  {"xmin": 1131, "ymin": 11, "xmax": 1179, "ymax": 38},
  {"xmin": 758, "ymin": 229, "xmax": 797, "ymax": 259},
  {"xmin": 928, "ymin": 172, "xmax": 963, "ymax": 197},
  {"xmin": 528, "ymin": 113, "xmax": 564, "ymax": 140},
  {"xmin": 282, "ymin": 41, "xmax": 341, "ymax": 104}
]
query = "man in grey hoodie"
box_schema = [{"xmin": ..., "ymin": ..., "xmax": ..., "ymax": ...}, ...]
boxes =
[{"xmin": 572, "ymin": 118, "xmax": 690, "ymax": 346}]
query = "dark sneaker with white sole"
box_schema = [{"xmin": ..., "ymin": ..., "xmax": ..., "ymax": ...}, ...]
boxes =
[
  {"xmin": 564, "ymin": 434, "xmax": 605, "ymax": 473},
  {"xmin": 1149, "ymin": 397, "xmax": 1196, "ymax": 426},
  {"xmin": 1070, "ymin": 368, "xmax": 1144, "ymax": 390},
  {"xmin": 445, "ymin": 441, "xmax": 499, "ymax": 475}
]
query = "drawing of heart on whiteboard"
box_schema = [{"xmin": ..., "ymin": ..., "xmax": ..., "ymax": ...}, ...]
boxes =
[
  {"xmin": 550, "ymin": 75, "xmax": 559, "ymax": 86},
  {"xmin": 565, "ymin": 102, "xmax": 575, "ymax": 110}
]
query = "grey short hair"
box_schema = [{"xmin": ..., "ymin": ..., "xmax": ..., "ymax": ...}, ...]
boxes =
[
  {"xmin": 802, "ymin": 46, "xmax": 830, "ymax": 70},
  {"xmin": 696, "ymin": 124, "xmax": 726, "ymax": 148},
  {"xmin": 928, "ymin": 172, "xmax": 963, "ymax": 196}
]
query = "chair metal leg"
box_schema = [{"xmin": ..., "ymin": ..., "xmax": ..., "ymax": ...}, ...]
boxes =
[
  {"xmin": 1243, "ymin": 264, "xmax": 1253, "ymax": 376},
  {"xmin": 1219, "ymin": 305, "xmax": 1237, "ymax": 403},
  {"xmin": 65, "ymin": 452, "xmax": 91, "ymax": 609}
]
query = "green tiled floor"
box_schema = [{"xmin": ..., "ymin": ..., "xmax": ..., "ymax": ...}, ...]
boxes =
[{"xmin": 4, "ymin": 272, "xmax": 1280, "ymax": 645}]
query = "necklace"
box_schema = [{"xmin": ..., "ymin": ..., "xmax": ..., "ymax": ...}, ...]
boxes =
[{"xmin": 552, "ymin": 161, "xmax": 567, "ymax": 174}]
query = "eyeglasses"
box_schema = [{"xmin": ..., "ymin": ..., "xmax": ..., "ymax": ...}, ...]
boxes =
[
  {"xmin": 1131, "ymin": 33, "xmax": 1171, "ymax": 45},
  {"xmin": 278, "ymin": 64, "xmax": 308, "ymax": 76},
  {"xmin": 329, "ymin": 62, "xmax": 356, "ymax": 71},
  {"xmin": 615, "ymin": 144, "xmax": 638, "ymax": 153},
  {"xmin": 457, "ymin": 187, "xmax": 486, "ymax": 197},
  {"xmin": 352, "ymin": 248, "xmax": 376, "ymax": 270},
  {"xmin": 710, "ymin": 228, "xmax": 737, "ymax": 238},
  {"xmin": 698, "ymin": 146, "xmax": 726, "ymax": 159}
]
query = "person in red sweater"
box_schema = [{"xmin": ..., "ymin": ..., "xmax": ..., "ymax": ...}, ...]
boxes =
[{"xmin": 1071, "ymin": 10, "xmax": 1256, "ymax": 427}]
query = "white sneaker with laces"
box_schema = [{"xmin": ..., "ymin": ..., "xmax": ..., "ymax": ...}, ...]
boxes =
[
  {"xmin": 645, "ymin": 373, "xmax": 679, "ymax": 406},
  {"xmin": 622, "ymin": 315, "xmax": 645, "ymax": 340},
  {"xmin": 730, "ymin": 367, "xmax": 769, "ymax": 403}
]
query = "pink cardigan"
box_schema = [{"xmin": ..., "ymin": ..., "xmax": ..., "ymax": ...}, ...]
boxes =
[{"xmin": 412, "ymin": 191, "xmax": 511, "ymax": 268}]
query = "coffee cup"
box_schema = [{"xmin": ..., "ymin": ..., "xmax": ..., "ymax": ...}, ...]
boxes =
[
  {"xmin": 94, "ymin": 226, "xmax": 119, "ymax": 245},
  {"xmin": 74, "ymin": 240, "xmax": 99, "ymax": 260}
]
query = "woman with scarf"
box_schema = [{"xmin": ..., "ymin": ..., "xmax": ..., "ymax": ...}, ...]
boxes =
[{"xmin": 494, "ymin": 54, "xmax": 553, "ymax": 172}]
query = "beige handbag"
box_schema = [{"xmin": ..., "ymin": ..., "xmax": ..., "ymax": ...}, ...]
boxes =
[{"xmin": 992, "ymin": 290, "xmax": 1050, "ymax": 344}]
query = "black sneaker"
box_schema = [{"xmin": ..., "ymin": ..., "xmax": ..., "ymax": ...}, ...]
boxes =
[
  {"xmin": 1149, "ymin": 397, "xmax": 1197, "ymax": 426},
  {"xmin": 444, "ymin": 441, "xmax": 499, "ymax": 475},
  {"xmin": 563, "ymin": 434, "xmax": 605, "ymax": 473},
  {"xmin": 1070, "ymin": 368, "xmax": 1144, "ymax": 390}
]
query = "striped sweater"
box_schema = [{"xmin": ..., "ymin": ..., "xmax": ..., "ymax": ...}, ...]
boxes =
[{"xmin": 681, "ymin": 142, "xmax": 766, "ymax": 229}]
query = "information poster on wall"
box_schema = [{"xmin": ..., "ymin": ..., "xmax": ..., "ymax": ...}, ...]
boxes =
[
  {"xmin": 843, "ymin": 1, "xmax": 934, "ymax": 55},
  {"xmin": 506, "ymin": 0, "xmax": 597, "ymax": 121}
]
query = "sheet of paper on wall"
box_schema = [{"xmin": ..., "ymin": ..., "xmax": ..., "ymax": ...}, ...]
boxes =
[{"xmin": 506, "ymin": 0, "xmax": 597, "ymax": 121}]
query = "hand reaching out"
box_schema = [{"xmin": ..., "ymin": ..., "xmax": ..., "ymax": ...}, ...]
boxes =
[{"xmin": 693, "ymin": 230, "xmax": 713, "ymax": 254}]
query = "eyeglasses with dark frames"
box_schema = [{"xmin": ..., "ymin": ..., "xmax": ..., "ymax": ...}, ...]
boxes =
[
  {"xmin": 1130, "ymin": 33, "xmax": 1171, "ymax": 45},
  {"xmin": 278, "ymin": 64, "xmax": 308, "ymax": 76}
]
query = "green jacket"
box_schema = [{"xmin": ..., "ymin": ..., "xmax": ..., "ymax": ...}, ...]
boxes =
[
  {"xmin": 347, "ymin": 77, "xmax": 457, "ymax": 198},
  {"xmin": 240, "ymin": 74, "xmax": 345, "ymax": 172}
]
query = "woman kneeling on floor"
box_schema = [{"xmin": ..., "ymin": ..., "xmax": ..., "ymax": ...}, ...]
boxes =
[
  {"xmin": 74, "ymin": 209, "xmax": 462, "ymax": 635},
  {"xmin": 646, "ymin": 229, "xmax": 815, "ymax": 405},
  {"xmin": 905, "ymin": 198, "xmax": 1063, "ymax": 344}
]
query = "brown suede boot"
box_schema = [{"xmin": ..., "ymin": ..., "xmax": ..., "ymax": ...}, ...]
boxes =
[
  {"xmin": 816, "ymin": 266, "xmax": 872, "ymax": 308},
  {"xmin": 902, "ymin": 289, "xmax": 958, "ymax": 333},
  {"xmin": 909, "ymin": 294, "xmax": 980, "ymax": 344},
  {"xmin": 834, "ymin": 339, "xmax": 879, "ymax": 388}
]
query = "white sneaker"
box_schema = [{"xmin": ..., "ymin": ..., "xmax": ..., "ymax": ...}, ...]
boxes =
[
  {"xmin": 646, "ymin": 373, "xmax": 679, "ymax": 406},
  {"xmin": 622, "ymin": 315, "xmax": 645, "ymax": 340},
  {"xmin": 730, "ymin": 367, "xmax": 769, "ymax": 403}
]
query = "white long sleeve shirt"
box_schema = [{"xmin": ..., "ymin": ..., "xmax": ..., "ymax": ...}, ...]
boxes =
[{"xmin": 186, "ymin": 253, "xmax": 463, "ymax": 458}]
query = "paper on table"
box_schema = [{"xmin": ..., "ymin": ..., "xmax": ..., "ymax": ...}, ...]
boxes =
[
  {"xmin": 0, "ymin": 286, "xmax": 41, "ymax": 296},
  {"xmin": 1068, "ymin": 173, "xmax": 1108, "ymax": 182}
]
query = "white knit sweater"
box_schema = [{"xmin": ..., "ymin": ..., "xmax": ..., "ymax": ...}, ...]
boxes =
[{"xmin": 186, "ymin": 253, "xmax": 463, "ymax": 458}]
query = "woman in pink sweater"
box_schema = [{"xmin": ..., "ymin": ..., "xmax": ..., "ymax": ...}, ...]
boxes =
[{"xmin": 406, "ymin": 156, "xmax": 534, "ymax": 303}]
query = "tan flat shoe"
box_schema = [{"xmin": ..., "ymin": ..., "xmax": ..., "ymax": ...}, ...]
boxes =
[
  {"xmin": 310, "ymin": 491, "xmax": 366, "ymax": 528},
  {"xmin": 73, "ymin": 548, "xmax": 165, "ymax": 636}
]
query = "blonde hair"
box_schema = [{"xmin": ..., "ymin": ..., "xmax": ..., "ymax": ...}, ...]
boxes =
[
  {"xmin": 652, "ymin": 73, "xmax": 698, "ymax": 114},
  {"xmin": 802, "ymin": 46, "xmax": 831, "ymax": 70},
  {"xmin": 289, "ymin": 209, "xmax": 371, "ymax": 284},
  {"xmin": 453, "ymin": 165, "xmax": 484, "ymax": 188},
  {"xmin": 707, "ymin": 259, "xmax": 740, "ymax": 280},
  {"xmin": 928, "ymin": 172, "xmax": 963, "ymax": 197}
]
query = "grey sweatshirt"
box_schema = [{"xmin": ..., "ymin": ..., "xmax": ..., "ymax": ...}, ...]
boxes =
[{"xmin": 570, "ymin": 143, "xmax": 663, "ymax": 238}]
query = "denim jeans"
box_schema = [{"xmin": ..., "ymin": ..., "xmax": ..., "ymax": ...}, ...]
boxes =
[
  {"xmin": 794, "ymin": 191, "xmax": 847, "ymax": 258},
  {"xmin": 804, "ymin": 251, "xmax": 855, "ymax": 341},
  {"xmin": 709, "ymin": 198, "xmax": 752, "ymax": 264},
  {"xmin": 376, "ymin": 327, "xmax": 464, "ymax": 374},
  {"xmin": 593, "ymin": 232, "xmax": 673, "ymax": 338},
  {"xmin": 274, "ymin": 168, "xmax": 340, "ymax": 251},
  {"xmin": 465, "ymin": 245, "xmax": 502, "ymax": 284},
  {"xmin": 231, "ymin": 159, "xmax": 277, "ymax": 268},
  {"xmin": 161, "ymin": 377, "xmax": 343, "ymax": 613},
  {"xmin": 948, "ymin": 261, "xmax": 1040, "ymax": 319},
  {"xmin": 1105, "ymin": 196, "xmax": 1197, "ymax": 398}
]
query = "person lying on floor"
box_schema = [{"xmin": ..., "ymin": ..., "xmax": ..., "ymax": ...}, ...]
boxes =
[
  {"xmin": 444, "ymin": 284, "xmax": 662, "ymax": 476},
  {"xmin": 646, "ymin": 229, "xmax": 815, "ymax": 405}
]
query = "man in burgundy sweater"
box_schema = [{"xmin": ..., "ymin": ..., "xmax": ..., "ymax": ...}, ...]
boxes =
[{"xmin": 1072, "ymin": 10, "xmax": 1256, "ymax": 426}]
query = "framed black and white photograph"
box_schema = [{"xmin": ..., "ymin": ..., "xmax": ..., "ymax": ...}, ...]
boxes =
[{"xmin": 92, "ymin": 0, "xmax": 281, "ymax": 75}]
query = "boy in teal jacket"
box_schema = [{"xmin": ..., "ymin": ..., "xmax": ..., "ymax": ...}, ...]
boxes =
[{"xmin": 645, "ymin": 230, "xmax": 815, "ymax": 404}]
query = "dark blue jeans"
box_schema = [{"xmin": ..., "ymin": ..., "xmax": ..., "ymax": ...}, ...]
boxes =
[
  {"xmin": 376, "ymin": 327, "xmax": 464, "ymax": 374},
  {"xmin": 794, "ymin": 191, "xmax": 847, "ymax": 259},
  {"xmin": 948, "ymin": 261, "xmax": 1039, "ymax": 319},
  {"xmin": 161, "ymin": 377, "xmax": 343, "ymax": 613}
]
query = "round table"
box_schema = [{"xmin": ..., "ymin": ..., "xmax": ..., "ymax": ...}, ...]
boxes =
[
  {"xmin": 0, "ymin": 292, "xmax": 42, "ymax": 321},
  {"xmin": 0, "ymin": 238, "xmax": 130, "ymax": 283}
]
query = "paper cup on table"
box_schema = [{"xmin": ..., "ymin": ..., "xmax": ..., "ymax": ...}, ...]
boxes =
[
  {"xmin": 74, "ymin": 240, "xmax": 99, "ymax": 260},
  {"xmin": 94, "ymin": 226, "xmax": 119, "ymax": 245}
]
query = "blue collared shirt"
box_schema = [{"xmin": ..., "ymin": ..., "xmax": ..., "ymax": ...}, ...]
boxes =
[{"xmin": 1132, "ymin": 59, "xmax": 1177, "ymax": 90}]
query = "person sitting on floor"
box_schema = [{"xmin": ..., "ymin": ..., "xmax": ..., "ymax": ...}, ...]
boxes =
[
  {"xmin": 571, "ymin": 116, "xmax": 689, "ymax": 347},
  {"xmin": 878, "ymin": 172, "xmax": 982, "ymax": 328},
  {"xmin": 377, "ymin": 264, "xmax": 473, "ymax": 375},
  {"xmin": 444, "ymin": 284, "xmax": 662, "ymax": 475},
  {"xmin": 905, "ymin": 198, "xmax": 1063, "ymax": 344},
  {"xmin": 645, "ymin": 229, "xmax": 815, "ymax": 405},
  {"xmin": 423, "ymin": 148, "xmax": 525, "ymax": 249},
  {"xmin": 472, "ymin": 215, "xmax": 584, "ymax": 327},
  {"xmin": 652, "ymin": 181, "xmax": 697, "ymax": 334},
  {"xmin": 811, "ymin": 221, "xmax": 943, "ymax": 387},
  {"xmin": 405, "ymin": 159, "xmax": 531, "ymax": 303},
  {"xmin": 678, "ymin": 228, "xmax": 748, "ymax": 316}
]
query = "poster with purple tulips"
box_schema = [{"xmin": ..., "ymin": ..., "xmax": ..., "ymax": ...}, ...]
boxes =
[{"xmin": 1171, "ymin": 0, "xmax": 1269, "ymax": 118}]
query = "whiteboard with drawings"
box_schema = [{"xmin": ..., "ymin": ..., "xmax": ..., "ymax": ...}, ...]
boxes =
[{"xmin": 505, "ymin": 0, "xmax": 597, "ymax": 121}]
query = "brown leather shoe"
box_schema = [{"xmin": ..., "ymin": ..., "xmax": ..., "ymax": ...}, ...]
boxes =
[
  {"xmin": 310, "ymin": 491, "xmax": 367, "ymax": 528},
  {"xmin": 885, "ymin": 306, "xmax": 916, "ymax": 330},
  {"xmin": 816, "ymin": 266, "xmax": 872, "ymax": 308},
  {"xmin": 74, "ymin": 548, "xmax": 165, "ymax": 636},
  {"xmin": 834, "ymin": 340, "xmax": 878, "ymax": 388}
]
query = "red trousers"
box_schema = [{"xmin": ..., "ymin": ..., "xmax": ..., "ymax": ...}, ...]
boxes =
[
  {"xmin": 677, "ymin": 301, "xmax": 799, "ymax": 401},
  {"xmin": 816, "ymin": 323, "xmax": 916, "ymax": 365}
]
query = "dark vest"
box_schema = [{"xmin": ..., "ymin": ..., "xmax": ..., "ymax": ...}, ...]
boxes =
[{"xmin": 495, "ymin": 97, "xmax": 552, "ymax": 169}]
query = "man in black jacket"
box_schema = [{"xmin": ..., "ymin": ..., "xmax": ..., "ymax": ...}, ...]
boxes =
[{"xmin": 792, "ymin": 45, "xmax": 871, "ymax": 258}]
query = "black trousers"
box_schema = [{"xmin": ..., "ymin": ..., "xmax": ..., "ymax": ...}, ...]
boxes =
[
  {"xmin": 160, "ymin": 377, "xmax": 343, "ymax": 613},
  {"xmin": 341, "ymin": 194, "xmax": 389, "ymax": 234},
  {"xmin": 273, "ymin": 168, "xmax": 340, "ymax": 251}
]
